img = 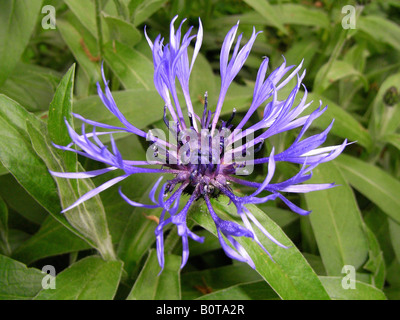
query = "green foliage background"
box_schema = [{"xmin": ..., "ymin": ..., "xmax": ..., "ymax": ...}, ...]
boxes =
[{"xmin": 0, "ymin": 0, "xmax": 399, "ymax": 300}]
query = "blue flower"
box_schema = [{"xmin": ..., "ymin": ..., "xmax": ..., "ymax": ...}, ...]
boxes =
[{"xmin": 51, "ymin": 16, "xmax": 347, "ymax": 272}]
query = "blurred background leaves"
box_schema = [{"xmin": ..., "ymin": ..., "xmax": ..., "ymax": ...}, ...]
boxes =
[{"xmin": 0, "ymin": 0, "xmax": 399, "ymax": 300}]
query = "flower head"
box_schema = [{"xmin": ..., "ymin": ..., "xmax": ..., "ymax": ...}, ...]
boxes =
[{"xmin": 52, "ymin": 16, "xmax": 347, "ymax": 272}]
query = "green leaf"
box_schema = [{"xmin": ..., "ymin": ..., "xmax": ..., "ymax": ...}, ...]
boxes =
[
  {"xmin": 0, "ymin": 254, "xmax": 43, "ymax": 299},
  {"xmin": 102, "ymin": 13, "xmax": 141, "ymax": 46},
  {"xmin": 12, "ymin": 216, "xmax": 91, "ymax": 265},
  {"xmin": 64, "ymin": 0, "xmax": 98, "ymax": 38},
  {"xmin": 358, "ymin": 16, "xmax": 400, "ymax": 52},
  {"xmin": 191, "ymin": 197, "xmax": 331, "ymax": 300},
  {"xmin": 385, "ymin": 287, "xmax": 400, "ymax": 300},
  {"xmin": 212, "ymin": 7, "xmax": 327, "ymax": 31},
  {"xmin": 0, "ymin": 95, "xmax": 62, "ymax": 222},
  {"xmin": 0, "ymin": 197, "xmax": 10, "ymax": 256},
  {"xmin": 386, "ymin": 259, "xmax": 400, "ymax": 288},
  {"xmin": 274, "ymin": 4, "xmax": 329, "ymax": 29},
  {"xmin": 243, "ymin": 0, "xmax": 287, "ymax": 35},
  {"xmin": 181, "ymin": 264, "xmax": 263, "ymax": 300},
  {"xmin": 117, "ymin": 174, "xmax": 165, "ymax": 277},
  {"xmin": 364, "ymin": 208, "xmax": 396, "ymax": 266},
  {"xmin": 307, "ymin": 93, "xmax": 373, "ymax": 151},
  {"xmin": 109, "ymin": 0, "xmax": 130, "ymax": 20},
  {"xmin": 47, "ymin": 64, "xmax": 76, "ymax": 170},
  {"xmin": 0, "ymin": 78, "xmax": 110, "ymax": 255},
  {"xmin": 362, "ymin": 225, "xmax": 386, "ymax": 289},
  {"xmin": 96, "ymin": 134, "xmax": 156, "ymax": 243},
  {"xmin": 284, "ymin": 39, "xmax": 319, "ymax": 71},
  {"xmin": 383, "ymin": 134, "xmax": 400, "ymax": 151},
  {"xmin": 74, "ymin": 89, "xmax": 164, "ymax": 137},
  {"xmin": 305, "ymin": 162, "xmax": 369, "ymax": 276},
  {"xmin": 197, "ymin": 280, "xmax": 278, "ymax": 300},
  {"xmin": 26, "ymin": 121, "xmax": 116, "ymax": 261},
  {"xmin": 57, "ymin": 13, "xmax": 101, "ymax": 83},
  {"xmin": 132, "ymin": 0, "xmax": 168, "ymax": 27},
  {"xmin": 0, "ymin": 174, "xmax": 47, "ymax": 224},
  {"xmin": 257, "ymin": 205, "xmax": 299, "ymax": 230},
  {"xmin": 0, "ymin": 63, "xmax": 61, "ymax": 112},
  {"xmin": 303, "ymin": 253, "xmax": 327, "ymax": 276},
  {"xmin": 389, "ymin": 219, "xmax": 400, "ymax": 264},
  {"xmin": 19, "ymin": 67, "xmax": 115, "ymax": 259},
  {"xmin": 8, "ymin": 229, "xmax": 30, "ymax": 253},
  {"xmin": 300, "ymin": 211, "xmax": 319, "ymax": 254},
  {"xmin": 314, "ymin": 60, "xmax": 368, "ymax": 93},
  {"xmin": 117, "ymin": 211, "xmax": 159, "ymax": 277},
  {"xmin": 0, "ymin": 163, "xmax": 8, "ymax": 176},
  {"xmin": 319, "ymin": 276, "xmax": 387, "ymax": 300},
  {"xmin": 48, "ymin": 64, "xmax": 75, "ymax": 146},
  {"xmin": 182, "ymin": 229, "xmax": 221, "ymax": 258},
  {"xmin": 126, "ymin": 249, "xmax": 181, "ymax": 300},
  {"xmin": 0, "ymin": 0, "xmax": 43, "ymax": 86},
  {"xmin": 103, "ymin": 40, "xmax": 154, "ymax": 90},
  {"xmin": 35, "ymin": 256, "xmax": 123, "ymax": 300},
  {"xmin": 335, "ymin": 154, "xmax": 400, "ymax": 224}
]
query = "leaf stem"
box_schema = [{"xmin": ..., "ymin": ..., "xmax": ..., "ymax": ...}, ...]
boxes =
[{"xmin": 95, "ymin": 0, "xmax": 104, "ymax": 59}]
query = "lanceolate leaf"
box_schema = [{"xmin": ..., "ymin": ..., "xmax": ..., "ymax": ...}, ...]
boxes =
[
  {"xmin": 335, "ymin": 154, "xmax": 400, "ymax": 224},
  {"xmin": 35, "ymin": 256, "xmax": 123, "ymax": 300},
  {"xmin": 273, "ymin": 4, "xmax": 329, "ymax": 29},
  {"xmin": 358, "ymin": 16, "xmax": 400, "ymax": 52},
  {"xmin": 0, "ymin": 92, "xmax": 116, "ymax": 261},
  {"xmin": 0, "ymin": 254, "xmax": 44, "ymax": 299},
  {"xmin": 127, "ymin": 249, "xmax": 181, "ymax": 300},
  {"xmin": 117, "ymin": 174, "xmax": 165, "ymax": 277},
  {"xmin": 243, "ymin": 0, "xmax": 287, "ymax": 35},
  {"xmin": 197, "ymin": 280, "xmax": 278, "ymax": 300},
  {"xmin": 27, "ymin": 121, "xmax": 116, "ymax": 261},
  {"xmin": 305, "ymin": 162, "xmax": 369, "ymax": 276},
  {"xmin": 0, "ymin": 95, "xmax": 63, "ymax": 221},
  {"xmin": 383, "ymin": 134, "xmax": 400, "ymax": 151},
  {"xmin": 191, "ymin": 197, "xmax": 331, "ymax": 300},
  {"xmin": 48, "ymin": 64, "xmax": 77, "ymax": 170},
  {"xmin": 103, "ymin": 40, "xmax": 154, "ymax": 90},
  {"xmin": 12, "ymin": 216, "xmax": 91, "ymax": 265},
  {"xmin": 314, "ymin": 60, "xmax": 368, "ymax": 93},
  {"xmin": 57, "ymin": 12, "xmax": 101, "ymax": 84},
  {"xmin": 388, "ymin": 219, "xmax": 400, "ymax": 265},
  {"xmin": 0, "ymin": 173, "xmax": 48, "ymax": 224},
  {"xmin": 319, "ymin": 276, "xmax": 387, "ymax": 300},
  {"xmin": 102, "ymin": 13, "xmax": 142, "ymax": 46},
  {"xmin": 363, "ymin": 225, "xmax": 386, "ymax": 289},
  {"xmin": 307, "ymin": 93, "xmax": 373, "ymax": 151},
  {"xmin": 63, "ymin": 0, "xmax": 107, "ymax": 39},
  {"xmin": 0, "ymin": 63, "xmax": 61, "ymax": 112},
  {"xmin": 0, "ymin": 0, "xmax": 43, "ymax": 86},
  {"xmin": 181, "ymin": 264, "xmax": 263, "ymax": 300},
  {"xmin": 74, "ymin": 89, "xmax": 164, "ymax": 138},
  {"xmin": 132, "ymin": 0, "xmax": 169, "ymax": 27}
]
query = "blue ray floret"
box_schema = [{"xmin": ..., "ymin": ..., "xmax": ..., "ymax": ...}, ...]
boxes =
[{"xmin": 51, "ymin": 16, "xmax": 347, "ymax": 272}]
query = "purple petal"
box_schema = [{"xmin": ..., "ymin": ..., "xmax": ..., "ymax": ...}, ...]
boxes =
[
  {"xmin": 61, "ymin": 174, "xmax": 129, "ymax": 213},
  {"xmin": 50, "ymin": 167, "xmax": 117, "ymax": 179}
]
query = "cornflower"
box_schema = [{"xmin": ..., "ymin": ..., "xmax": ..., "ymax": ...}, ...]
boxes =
[{"xmin": 51, "ymin": 16, "xmax": 347, "ymax": 272}]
